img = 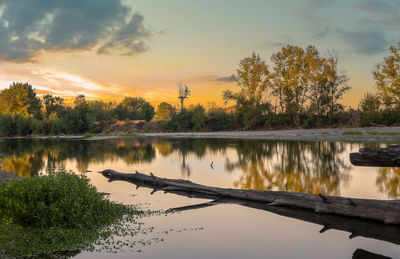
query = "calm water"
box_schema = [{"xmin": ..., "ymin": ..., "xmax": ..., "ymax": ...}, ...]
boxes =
[{"xmin": 0, "ymin": 138, "xmax": 399, "ymax": 258}]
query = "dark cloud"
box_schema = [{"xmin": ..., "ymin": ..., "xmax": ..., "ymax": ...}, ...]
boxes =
[
  {"xmin": 214, "ymin": 76, "xmax": 234, "ymax": 82},
  {"xmin": 298, "ymin": 0, "xmax": 396, "ymax": 56},
  {"xmin": 356, "ymin": 0, "xmax": 400, "ymax": 29},
  {"xmin": 0, "ymin": 0, "xmax": 152, "ymax": 62},
  {"xmin": 337, "ymin": 27, "xmax": 391, "ymax": 55}
]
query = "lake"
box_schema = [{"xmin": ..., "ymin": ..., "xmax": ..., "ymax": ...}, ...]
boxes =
[{"xmin": 0, "ymin": 138, "xmax": 399, "ymax": 258}]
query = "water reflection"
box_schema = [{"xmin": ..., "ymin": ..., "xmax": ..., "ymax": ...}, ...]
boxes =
[
  {"xmin": 0, "ymin": 138, "xmax": 156, "ymax": 175},
  {"xmin": 225, "ymin": 141, "xmax": 351, "ymax": 195},
  {"xmin": 0, "ymin": 138, "xmax": 398, "ymax": 198},
  {"xmin": 377, "ymin": 167, "xmax": 400, "ymax": 199}
]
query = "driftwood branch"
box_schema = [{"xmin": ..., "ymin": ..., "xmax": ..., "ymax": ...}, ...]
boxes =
[
  {"xmin": 350, "ymin": 145, "xmax": 400, "ymax": 167},
  {"xmin": 99, "ymin": 170, "xmax": 400, "ymax": 225}
]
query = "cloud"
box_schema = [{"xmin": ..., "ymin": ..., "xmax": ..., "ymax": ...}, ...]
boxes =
[
  {"xmin": 298, "ymin": 0, "xmax": 334, "ymax": 39},
  {"xmin": 0, "ymin": 0, "xmax": 152, "ymax": 62},
  {"xmin": 298, "ymin": 0, "xmax": 395, "ymax": 56},
  {"xmin": 356, "ymin": 0, "xmax": 400, "ymax": 29},
  {"xmin": 214, "ymin": 76, "xmax": 234, "ymax": 82},
  {"xmin": 337, "ymin": 27, "xmax": 391, "ymax": 55}
]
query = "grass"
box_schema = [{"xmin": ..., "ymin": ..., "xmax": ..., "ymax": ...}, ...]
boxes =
[
  {"xmin": 343, "ymin": 130, "xmax": 364, "ymax": 135},
  {"xmin": 124, "ymin": 132, "xmax": 138, "ymax": 137},
  {"xmin": 368, "ymin": 131, "xmax": 378, "ymax": 135},
  {"xmin": 0, "ymin": 170, "xmax": 141, "ymax": 257},
  {"xmin": 83, "ymin": 133, "xmax": 95, "ymax": 138},
  {"xmin": 381, "ymin": 132, "xmax": 400, "ymax": 135}
]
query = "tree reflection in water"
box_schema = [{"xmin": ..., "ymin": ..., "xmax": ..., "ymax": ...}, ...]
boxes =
[
  {"xmin": 225, "ymin": 141, "xmax": 351, "ymax": 195},
  {"xmin": 0, "ymin": 138, "xmax": 156, "ymax": 176},
  {"xmin": 376, "ymin": 167, "xmax": 400, "ymax": 199},
  {"xmin": 1, "ymin": 138, "xmax": 399, "ymax": 198}
]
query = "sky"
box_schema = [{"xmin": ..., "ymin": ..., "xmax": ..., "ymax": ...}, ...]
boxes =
[{"xmin": 0, "ymin": 0, "xmax": 399, "ymax": 107}]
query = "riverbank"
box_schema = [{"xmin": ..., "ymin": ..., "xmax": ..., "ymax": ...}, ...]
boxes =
[
  {"xmin": 139, "ymin": 127, "xmax": 400, "ymax": 142},
  {"xmin": 0, "ymin": 127, "xmax": 399, "ymax": 143}
]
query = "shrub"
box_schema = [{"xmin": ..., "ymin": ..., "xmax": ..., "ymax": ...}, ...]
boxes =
[
  {"xmin": 0, "ymin": 170, "xmax": 139, "ymax": 256},
  {"xmin": 206, "ymin": 110, "xmax": 231, "ymax": 131},
  {"xmin": 168, "ymin": 110, "xmax": 194, "ymax": 131}
]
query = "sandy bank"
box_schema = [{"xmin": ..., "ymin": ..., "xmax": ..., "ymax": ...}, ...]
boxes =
[
  {"xmin": 0, "ymin": 127, "xmax": 399, "ymax": 143},
  {"xmin": 137, "ymin": 127, "xmax": 400, "ymax": 143}
]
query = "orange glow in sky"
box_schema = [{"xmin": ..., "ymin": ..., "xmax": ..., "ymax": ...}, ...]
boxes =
[{"xmin": 0, "ymin": 0, "xmax": 398, "ymax": 108}]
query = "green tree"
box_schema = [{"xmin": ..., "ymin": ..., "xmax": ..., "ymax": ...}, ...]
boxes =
[
  {"xmin": 114, "ymin": 97, "xmax": 154, "ymax": 121},
  {"xmin": 191, "ymin": 104, "xmax": 206, "ymax": 131},
  {"xmin": 42, "ymin": 94, "xmax": 65, "ymax": 119},
  {"xmin": 156, "ymin": 102, "xmax": 175, "ymax": 120},
  {"xmin": 0, "ymin": 82, "xmax": 41, "ymax": 117},
  {"xmin": 87, "ymin": 100, "xmax": 115, "ymax": 121},
  {"xmin": 74, "ymin": 95, "xmax": 89, "ymax": 112},
  {"xmin": 373, "ymin": 40, "xmax": 400, "ymax": 110},
  {"xmin": 141, "ymin": 102, "xmax": 155, "ymax": 122},
  {"xmin": 360, "ymin": 93, "xmax": 381, "ymax": 113},
  {"xmin": 359, "ymin": 93, "xmax": 381, "ymax": 126},
  {"xmin": 177, "ymin": 82, "xmax": 190, "ymax": 112}
]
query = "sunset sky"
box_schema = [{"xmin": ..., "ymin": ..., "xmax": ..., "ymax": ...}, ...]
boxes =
[{"xmin": 0, "ymin": 0, "xmax": 399, "ymax": 107}]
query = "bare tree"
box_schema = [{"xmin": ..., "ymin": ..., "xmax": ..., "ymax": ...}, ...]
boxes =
[{"xmin": 177, "ymin": 82, "xmax": 190, "ymax": 112}]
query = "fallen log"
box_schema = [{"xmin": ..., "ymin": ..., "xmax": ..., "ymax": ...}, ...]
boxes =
[
  {"xmin": 168, "ymin": 199, "xmax": 400, "ymax": 245},
  {"xmin": 99, "ymin": 169, "xmax": 400, "ymax": 225},
  {"xmin": 350, "ymin": 145, "xmax": 400, "ymax": 167}
]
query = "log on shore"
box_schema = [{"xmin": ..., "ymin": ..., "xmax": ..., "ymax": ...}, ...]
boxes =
[
  {"xmin": 98, "ymin": 169, "xmax": 400, "ymax": 225},
  {"xmin": 350, "ymin": 145, "xmax": 400, "ymax": 167}
]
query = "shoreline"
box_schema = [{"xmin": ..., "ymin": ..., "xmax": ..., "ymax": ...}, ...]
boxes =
[{"xmin": 0, "ymin": 126, "xmax": 399, "ymax": 143}]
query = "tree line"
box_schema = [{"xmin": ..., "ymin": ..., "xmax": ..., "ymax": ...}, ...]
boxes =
[
  {"xmin": 0, "ymin": 84, "xmax": 156, "ymax": 136},
  {"xmin": 0, "ymin": 40, "xmax": 399, "ymax": 136}
]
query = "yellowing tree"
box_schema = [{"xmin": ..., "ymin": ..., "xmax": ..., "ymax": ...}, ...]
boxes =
[
  {"xmin": 271, "ymin": 45, "xmax": 309, "ymax": 126},
  {"xmin": 0, "ymin": 82, "xmax": 41, "ymax": 117},
  {"xmin": 224, "ymin": 52, "xmax": 270, "ymax": 105},
  {"xmin": 373, "ymin": 40, "xmax": 400, "ymax": 110}
]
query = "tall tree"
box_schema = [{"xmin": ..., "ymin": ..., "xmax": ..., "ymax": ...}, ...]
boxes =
[
  {"xmin": 223, "ymin": 52, "xmax": 270, "ymax": 106},
  {"xmin": 373, "ymin": 40, "xmax": 400, "ymax": 110},
  {"xmin": 271, "ymin": 45, "xmax": 308, "ymax": 126},
  {"xmin": 177, "ymin": 82, "xmax": 190, "ymax": 112},
  {"xmin": 222, "ymin": 53, "xmax": 271, "ymax": 128},
  {"xmin": 322, "ymin": 54, "xmax": 350, "ymax": 119},
  {"xmin": 304, "ymin": 46, "xmax": 327, "ymax": 116},
  {"xmin": 0, "ymin": 82, "xmax": 41, "ymax": 117}
]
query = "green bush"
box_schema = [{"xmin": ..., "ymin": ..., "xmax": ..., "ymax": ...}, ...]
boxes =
[
  {"xmin": 0, "ymin": 170, "xmax": 130, "ymax": 228},
  {"xmin": 206, "ymin": 110, "xmax": 231, "ymax": 131},
  {"xmin": 168, "ymin": 110, "xmax": 194, "ymax": 131},
  {"xmin": 0, "ymin": 114, "xmax": 35, "ymax": 136},
  {"xmin": 0, "ymin": 170, "xmax": 139, "ymax": 256}
]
